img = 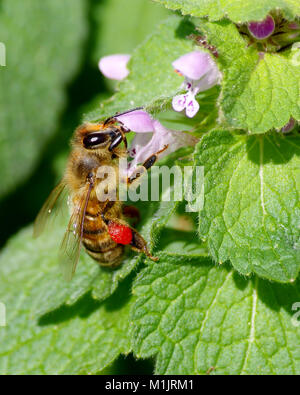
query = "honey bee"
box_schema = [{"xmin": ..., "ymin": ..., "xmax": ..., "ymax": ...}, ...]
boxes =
[{"xmin": 34, "ymin": 108, "xmax": 167, "ymax": 281}]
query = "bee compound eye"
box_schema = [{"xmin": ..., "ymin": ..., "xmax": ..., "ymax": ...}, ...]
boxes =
[{"xmin": 83, "ymin": 133, "xmax": 108, "ymax": 149}]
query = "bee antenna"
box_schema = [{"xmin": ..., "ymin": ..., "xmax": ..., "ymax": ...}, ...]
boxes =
[{"xmin": 104, "ymin": 107, "xmax": 144, "ymax": 125}]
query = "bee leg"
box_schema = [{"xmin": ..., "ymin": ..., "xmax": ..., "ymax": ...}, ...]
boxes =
[
  {"xmin": 105, "ymin": 117, "xmax": 130, "ymax": 140},
  {"xmin": 109, "ymin": 133, "xmax": 123, "ymax": 151},
  {"xmin": 127, "ymin": 145, "xmax": 169, "ymax": 186},
  {"xmin": 101, "ymin": 208, "xmax": 157, "ymax": 261},
  {"xmin": 122, "ymin": 205, "xmax": 140, "ymax": 226},
  {"xmin": 114, "ymin": 118, "xmax": 131, "ymax": 134},
  {"xmin": 108, "ymin": 128, "xmax": 128, "ymax": 151},
  {"xmin": 101, "ymin": 213, "xmax": 157, "ymax": 260},
  {"xmin": 129, "ymin": 228, "xmax": 159, "ymax": 262}
]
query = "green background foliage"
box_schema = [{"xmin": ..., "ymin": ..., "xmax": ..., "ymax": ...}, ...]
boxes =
[
  {"xmin": 197, "ymin": 20, "xmax": 300, "ymax": 133},
  {"xmin": 195, "ymin": 130, "xmax": 300, "ymax": 283},
  {"xmin": 0, "ymin": 0, "xmax": 87, "ymax": 199},
  {"xmin": 0, "ymin": 0, "xmax": 299, "ymax": 375},
  {"xmin": 153, "ymin": 0, "xmax": 300, "ymax": 23}
]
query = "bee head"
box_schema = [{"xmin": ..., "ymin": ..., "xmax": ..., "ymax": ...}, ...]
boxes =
[{"xmin": 76, "ymin": 123, "xmax": 126, "ymax": 153}]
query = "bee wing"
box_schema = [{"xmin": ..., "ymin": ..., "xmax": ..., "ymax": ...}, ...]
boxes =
[
  {"xmin": 59, "ymin": 182, "xmax": 93, "ymax": 281},
  {"xmin": 33, "ymin": 181, "xmax": 67, "ymax": 238}
]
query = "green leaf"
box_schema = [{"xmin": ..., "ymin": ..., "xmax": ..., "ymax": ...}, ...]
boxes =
[
  {"xmin": 0, "ymin": 272, "xmax": 133, "ymax": 374},
  {"xmin": 84, "ymin": 16, "xmax": 196, "ymax": 122},
  {"xmin": 0, "ymin": 0, "xmax": 87, "ymax": 198},
  {"xmin": 131, "ymin": 248, "xmax": 300, "ymax": 374},
  {"xmin": 195, "ymin": 129, "xmax": 300, "ymax": 283},
  {"xmin": 227, "ymin": 50, "xmax": 300, "ymax": 132},
  {"xmin": 152, "ymin": 0, "xmax": 300, "ymax": 23},
  {"xmin": 0, "ymin": 221, "xmax": 139, "ymax": 316},
  {"xmin": 198, "ymin": 20, "xmax": 300, "ymax": 133}
]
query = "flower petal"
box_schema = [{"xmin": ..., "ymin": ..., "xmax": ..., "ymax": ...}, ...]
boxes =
[
  {"xmin": 172, "ymin": 51, "xmax": 214, "ymax": 80},
  {"xmin": 248, "ymin": 15, "xmax": 275, "ymax": 40},
  {"xmin": 98, "ymin": 54, "xmax": 131, "ymax": 80},
  {"xmin": 152, "ymin": 120, "xmax": 198, "ymax": 157},
  {"xmin": 128, "ymin": 119, "xmax": 199, "ymax": 174},
  {"xmin": 127, "ymin": 134, "xmax": 155, "ymax": 175},
  {"xmin": 192, "ymin": 61, "xmax": 221, "ymax": 94},
  {"xmin": 185, "ymin": 96, "xmax": 200, "ymax": 118},
  {"xmin": 288, "ymin": 22, "xmax": 300, "ymax": 30},
  {"xmin": 172, "ymin": 94, "xmax": 187, "ymax": 112},
  {"xmin": 281, "ymin": 118, "xmax": 296, "ymax": 133},
  {"xmin": 116, "ymin": 110, "xmax": 154, "ymax": 133},
  {"xmin": 128, "ymin": 132, "xmax": 153, "ymax": 158}
]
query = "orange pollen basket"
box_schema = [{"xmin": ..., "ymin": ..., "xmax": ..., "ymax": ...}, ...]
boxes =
[{"xmin": 108, "ymin": 222, "xmax": 133, "ymax": 245}]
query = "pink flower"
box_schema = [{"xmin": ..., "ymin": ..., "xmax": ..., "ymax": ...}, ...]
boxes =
[
  {"xmin": 172, "ymin": 51, "xmax": 221, "ymax": 118},
  {"xmin": 288, "ymin": 22, "xmax": 300, "ymax": 30},
  {"xmin": 116, "ymin": 109, "xmax": 153, "ymax": 133},
  {"xmin": 98, "ymin": 54, "xmax": 131, "ymax": 80},
  {"xmin": 280, "ymin": 118, "xmax": 296, "ymax": 133},
  {"xmin": 248, "ymin": 15, "xmax": 275, "ymax": 40},
  {"xmin": 116, "ymin": 110, "xmax": 198, "ymax": 174},
  {"xmin": 172, "ymin": 91, "xmax": 200, "ymax": 118}
]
